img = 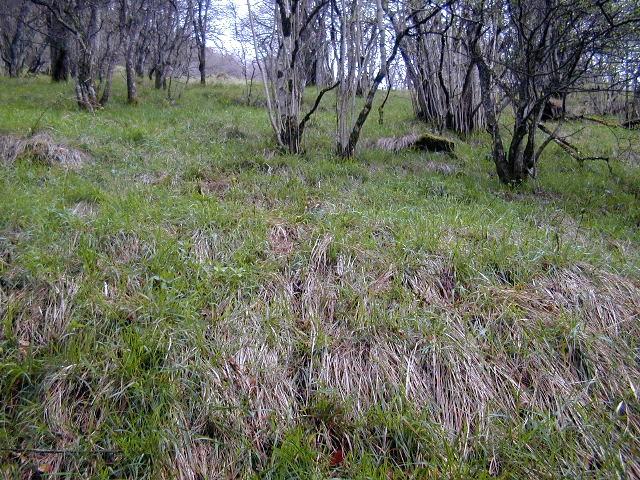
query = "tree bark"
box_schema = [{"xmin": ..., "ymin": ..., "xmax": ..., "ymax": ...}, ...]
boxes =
[
  {"xmin": 48, "ymin": 12, "xmax": 70, "ymax": 82},
  {"xmin": 7, "ymin": 2, "xmax": 31, "ymax": 77},
  {"xmin": 99, "ymin": 50, "xmax": 117, "ymax": 106},
  {"xmin": 198, "ymin": 43, "xmax": 206, "ymax": 84},
  {"xmin": 125, "ymin": 52, "xmax": 138, "ymax": 103},
  {"xmin": 73, "ymin": 4, "xmax": 100, "ymax": 110},
  {"xmin": 476, "ymin": 54, "xmax": 510, "ymax": 184}
]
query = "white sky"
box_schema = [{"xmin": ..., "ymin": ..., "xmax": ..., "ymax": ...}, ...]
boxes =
[{"xmin": 214, "ymin": 0, "xmax": 249, "ymax": 54}]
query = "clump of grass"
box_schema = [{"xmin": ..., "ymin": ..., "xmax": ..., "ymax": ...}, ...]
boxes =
[{"xmin": 0, "ymin": 132, "xmax": 89, "ymax": 168}]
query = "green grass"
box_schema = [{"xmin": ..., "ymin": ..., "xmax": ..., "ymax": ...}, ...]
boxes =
[{"xmin": 1, "ymin": 75, "xmax": 639, "ymax": 478}]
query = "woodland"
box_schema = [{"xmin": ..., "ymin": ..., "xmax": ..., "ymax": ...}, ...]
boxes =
[{"xmin": 1, "ymin": 0, "xmax": 640, "ymax": 478}]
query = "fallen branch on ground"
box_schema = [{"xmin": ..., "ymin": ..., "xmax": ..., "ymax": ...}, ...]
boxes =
[{"xmin": 537, "ymin": 123, "xmax": 612, "ymax": 172}]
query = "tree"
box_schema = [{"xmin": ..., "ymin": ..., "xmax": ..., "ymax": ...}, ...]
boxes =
[
  {"xmin": 248, "ymin": 0, "xmax": 337, "ymax": 153},
  {"xmin": 187, "ymin": 0, "xmax": 212, "ymax": 85},
  {"xmin": 334, "ymin": 0, "xmax": 450, "ymax": 158},
  {"xmin": 0, "ymin": 0, "xmax": 36, "ymax": 77},
  {"xmin": 148, "ymin": 0, "xmax": 191, "ymax": 90},
  {"xmin": 32, "ymin": 0, "xmax": 109, "ymax": 109},
  {"xmin": 471, "ymin": 0, "xmax": 640, "ymax": 184},
  {"xmin": 47, "ymin": 11, "xmax": 71, "ymax": 81},
  {"xmin": 399, "ymin": 3, "xmax": 485, "ymax": 134},
  {"xmin": 119, "ymin": 0, "xmax": 149, "ymax": 103}
]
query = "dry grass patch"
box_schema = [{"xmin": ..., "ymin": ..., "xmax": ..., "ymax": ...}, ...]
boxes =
[
  {"xmin": 102, "ymin": 232, "xmax": 148, "ymax": 264},
  {"xmin": 1, "ymin": 277, "xmax": 80, "ymax": 350},
  {"xmin": 0, "ymin": 132, "xmax": 89, "ymax": 168},
  {"xmin": 404, "ymin": 255, "xmax": 457, "ymax": 306},
  {"xmin": 190, "ymin": 228, "xmax": 222, "ymax": 264},
  {"xmin": 170, "ymin": 257, "xmax": 638, "ymax": 475},
  {"xmin": 268, "ymin": 222, "xmax": 305, "ymax": 258},
  {"xmin": 198, "ymin": 177, "xmax": 231, "ymax": 198},
  {"xmin": 136, "ymin": 171, "xmax": 171, "ymax": 186},
  {"xmin": 68, "ymin": 201, "xmax": 98, "ymax": 219}
]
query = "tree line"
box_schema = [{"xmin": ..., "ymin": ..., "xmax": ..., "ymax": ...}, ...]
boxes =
[{"xmin": 1, "ymin": 0, "xmax": 639, "ymax": 184}]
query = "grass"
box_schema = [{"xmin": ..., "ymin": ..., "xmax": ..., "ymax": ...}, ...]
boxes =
[{"xmin": 1, "ymin": 75, "xmax": 639, "ymax": 479}]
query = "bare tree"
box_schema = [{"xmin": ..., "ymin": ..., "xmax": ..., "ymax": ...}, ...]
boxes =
[
  {"xmin": 149, "ymin": 0, "xmax": 192, "ymax": 89},
  {"xmin": 248, "ymin": 0, "xmax": 337, "ymax": 153},
  {"xmin": 399, "ymin": 3, "xmax": 485, "ymax": 135},
  {"xmin": 0, "ymin": 0, "xmax": 40, "ymax": 77},
  {"xmin": 31, "ymin": 0, "xmax": 110, "ymax": 109},
  {"xmin": 119, "ymin": 0, "xmax": 149, "ymax": 103},
  {"xmin": 334, "ymin": 0, "xmax": 450, "ymax": 158},
  {"xmin": 187, "ymin": 0, "xmax": 212, "ymax": 84},
  {"xmin": 470, "ymin": 0, "xmax": 640, "ymax": 184}
]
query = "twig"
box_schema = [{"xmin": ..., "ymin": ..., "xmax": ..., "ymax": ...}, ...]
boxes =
[
  {"xmin": 298, "ymin": 81, "xmax": 340, "ymax": 136},
  {"xmin": 537, "ymin": 123, "xmax": 612, "ymax": 173}
]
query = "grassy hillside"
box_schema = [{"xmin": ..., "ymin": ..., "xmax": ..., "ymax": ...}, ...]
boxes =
[{"xmin": 1, "ymin": 76, "xmax": 639, "ymax": 479}]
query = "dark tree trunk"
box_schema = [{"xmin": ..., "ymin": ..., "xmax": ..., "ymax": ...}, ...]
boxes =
[
  {"xmin": 476, "ymin": 56, "xmax": 511, "ymax": 184},
  {"xmin": 7, "ymin": 2, "xmax": 31, "ymax": 77},
  {"xmin": 135, "ymin": 46, "xmax": 147, "ymax": 77},
  {"xmin": 338, "ymin": 71, "xmax": 385, "ymax": 158},
  {"xmin": 48, "ymin": 13, "xmax": 70, "ymax": 82},
  {"xmin": 198, "ymin": 44, "xmax": 206, "ymax": 85},
  {"xmin": 154, "ymin": 65, "xmax": 166, "ymax": 89}
]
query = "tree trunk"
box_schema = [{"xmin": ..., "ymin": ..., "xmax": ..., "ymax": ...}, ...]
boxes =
[
  {"xmin": 74, "ymin": 5, "xmax": 100, "ymax": 110},
  {"xmin": 48, "ymin": 13, "xmax": 70, "ymax": 82},
  {"xmin": 75, "ymin": 53, "xmax": 99, "ymax": 109},
  {"xmin": 135, "ymin": 46, "xmax": 147, "ymax": 77},
  {"xmin": 476, "ymin": 56, "xmax": 511, "ymax": 184},
  {"xmin": 199, "ymin": 44, "xmax": 206, "ymax": 85},
  {"xmin": 154, "ymin": 66, "xmax": 165, "ymax": 89},
  {"xmin": 99, "ymin": 56, "xmax": 116, "ymax": 106},
  {"xmin": 125, "ymin": 52, "xmax": 138, "ymax": 103},
  {"xmin": 7, "ymin": 2, "xmax": 31, "ymax": 78},
  {"xmin": 120, "ymin": 0, "xmax": 141, "ymax": 105}
]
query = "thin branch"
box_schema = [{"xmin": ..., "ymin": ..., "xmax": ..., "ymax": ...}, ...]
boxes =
[{"xmin": 299, "ymin": 80, "xmax": 340, "ymax": 136}]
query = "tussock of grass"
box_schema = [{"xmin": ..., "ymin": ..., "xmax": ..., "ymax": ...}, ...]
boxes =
[
  {"xmin": 1, "ymin": 76, "xmax": 639, "ymax": 478},
  {"xmin": 0, "ymin": 132, "xmax": 89, "ymax": 168}
]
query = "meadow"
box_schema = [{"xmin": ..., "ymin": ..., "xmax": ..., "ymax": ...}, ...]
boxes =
[{"xmin": 1, "ymin": 76, "xmax": 639, "ymax": 478}]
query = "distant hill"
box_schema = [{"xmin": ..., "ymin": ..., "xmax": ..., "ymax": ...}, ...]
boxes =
[{"xmin": 188, "ymin": 47, "xmax": 246, "ymax": 80}]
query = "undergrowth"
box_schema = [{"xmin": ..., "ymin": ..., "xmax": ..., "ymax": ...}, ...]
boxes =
[{"xmin": 1, "ymin": 76, "xmax": 639, "ymax": 479}]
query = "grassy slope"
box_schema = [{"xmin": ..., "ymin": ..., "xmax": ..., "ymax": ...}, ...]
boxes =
[{"xmin": 1, "ymin": 76, "xmax": 639, "ymax": 478}]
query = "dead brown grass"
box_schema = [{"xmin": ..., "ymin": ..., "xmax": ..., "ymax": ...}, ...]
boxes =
[
  {"xmin": 2, "ymin": 277, "xmax": 80, "ymax": 350},
  {"xmin": 164, "ymin": 246, "xmax": 640, "ymax": 477},
  {"xmin": 0, "ymin": 133, "xmax": 89, "ymax": 168},
  {"xmin": 6, "ymin": 233, "xmax": 638, "ymax": 477}
]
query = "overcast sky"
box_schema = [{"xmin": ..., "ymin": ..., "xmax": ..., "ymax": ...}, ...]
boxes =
[{"xmin": 215, "ymin": 0, "xmax": 249, "ymax": 54}]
